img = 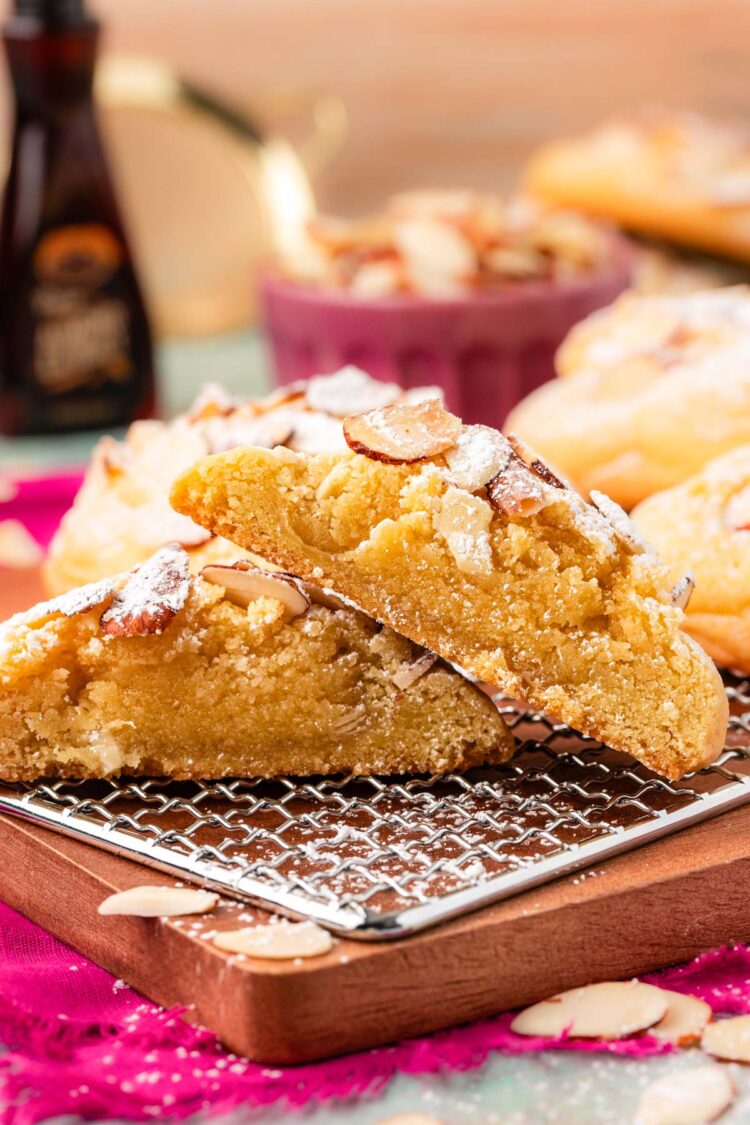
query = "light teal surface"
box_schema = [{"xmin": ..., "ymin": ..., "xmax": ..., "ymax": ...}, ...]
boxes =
[{"xmin": 0, "ymin": 334, "xmax": 739, "ymax": 1123}]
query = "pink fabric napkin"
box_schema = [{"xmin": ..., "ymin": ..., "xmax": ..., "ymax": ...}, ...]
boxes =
[
  {"xmin": 5, "ymin": 900, "xmax": 750, "ymax": 1125},
  {"xmin": 0, "ymin": 471, "xmax": 84, "ymax": 550}
]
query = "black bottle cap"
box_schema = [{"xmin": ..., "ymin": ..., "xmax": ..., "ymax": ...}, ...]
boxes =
[{"xmin": 13, "ymin": 0, "xmax": 93, "ymax": 28}]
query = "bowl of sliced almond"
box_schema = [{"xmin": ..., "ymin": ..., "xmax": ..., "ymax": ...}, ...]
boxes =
[{"xmin": 261, "ymin": 190, "xmax": 632, "ymax": 426}]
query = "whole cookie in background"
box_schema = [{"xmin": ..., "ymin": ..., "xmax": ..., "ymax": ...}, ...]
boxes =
[
  {"xmin": 633, "ymin": 444, "xmax": 750, "ymax": 672},
  {"xmin": 506, "ymin": 287, "xmax": 750, "ymax": 509}
]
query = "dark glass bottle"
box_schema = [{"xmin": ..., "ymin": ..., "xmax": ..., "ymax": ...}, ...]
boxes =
[{"xmin": 0, "ymin": 0, "xmax": 156, "ymax": 435}]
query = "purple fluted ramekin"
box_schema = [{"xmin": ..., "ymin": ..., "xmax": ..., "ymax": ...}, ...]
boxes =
[{"xmin": 260, "ymin": 239, "xmax": 633, "ymax": 426}]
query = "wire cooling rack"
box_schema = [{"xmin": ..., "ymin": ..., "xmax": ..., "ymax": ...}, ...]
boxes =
[{"xmin": 2, "ymin": 674, "xmax": 750, "ymax": 941}]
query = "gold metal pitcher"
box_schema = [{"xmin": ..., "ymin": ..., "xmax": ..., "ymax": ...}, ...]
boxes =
[{"xmin": 96, "ymin": 56, "xmax": 346, "ymax": 338}]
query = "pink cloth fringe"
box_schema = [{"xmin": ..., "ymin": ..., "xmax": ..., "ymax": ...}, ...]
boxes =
[{"xmin": 6, "ymin": 904, "xmax": 750, "ymax": 1124}]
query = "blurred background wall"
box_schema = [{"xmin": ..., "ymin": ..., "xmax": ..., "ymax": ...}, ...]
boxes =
[{"xmin": 3, "ymin": 0, "xmax": 750, "ymax": 216}]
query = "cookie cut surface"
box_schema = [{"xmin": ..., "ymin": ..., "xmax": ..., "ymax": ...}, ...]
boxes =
[
  {"xmin": 171, "ymin": 420, "xmax": 728, "ymax": 780},
  {"xmin": 0, "ymin": 548, "xmax": 512, "ymax": 781}
]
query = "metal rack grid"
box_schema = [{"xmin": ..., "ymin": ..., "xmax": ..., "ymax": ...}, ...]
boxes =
[{"xmin": 2, "ymin": 673, "xmax": 750, "ymax": 940}]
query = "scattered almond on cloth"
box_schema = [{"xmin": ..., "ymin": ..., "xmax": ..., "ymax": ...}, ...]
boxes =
[
  {"xmin": 702, "ymin": 1013, "xmax": 750, "ymax": 1062},
  {"xmin": 510, "ymin": 981, "xmax": 668, "ymax": 1039},
  {"xmin": 98, "ymin": 886, "xmax": 218, "ymax": 917},
  {"xmin": 635, "ymin": 1066, "xmax": 735, "ymax": 1125}
]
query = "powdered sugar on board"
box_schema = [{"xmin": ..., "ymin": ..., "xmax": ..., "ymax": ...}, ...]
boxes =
[{"xmin": 100, "ymin": 544, "xmax": 191, "ymax": 637}]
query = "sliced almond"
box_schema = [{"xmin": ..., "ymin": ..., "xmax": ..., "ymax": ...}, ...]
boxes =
[
  {"xmin": 484, "ymin": 245, "xmax": 546, "ymax": 279},
  {"xmin": 668, "ymin": 572, "xmax": 696, "ymax": 612},
  {"xmin": 202, "ymin": 411, "xmax": 294, "ymax": 455},
  {"xmin": 0, "ymin": 520, "xmax": 43, "ymax": 568},
  {"xmin": 344, "ymin": 399, "xmax": 462, "ymax": 463},
  {"xmin": 98, "ymin": 435, "xmax": 131, "ymax": 478},
  {"xmin": 702, "ymin": 1014, "xmax": 750, "ymax": 1062},
  {"xmin": 510, "ymin": 981, "xmax": 668, "ymax": 1039},
  {"xmin": 444, "ymin": 425, "xmax": 514, "ymax": 492},
  {"xmin": 650, "ymin": 990, "xmax": 712, "ymax": 1045},
  {"xmin": 213, "ymin": 920, "xmax": 333, "ymax": 959},
  {"xmin": 349, "ymin": 260, "xmax": 403, "ymax": 298},
  {"xmin": 187, "ymin": 382, "xmax": 238, "ymax": 421},
  {"xmin": 98, "ymin": 886, "xmax": 218, "ymax": 917},
  {"xmin": 393, "ymin": 218, "xmax": 476, "ymax": 295},
  {"xmin": 487, "ymin": 455, "xmax": 549, "ymax": 517},
  {"xmin": 635, "ymin": 1066, "xmax": 735, "ymax": 1125},
  {"xmin": 100, "ymin": 543, "xmax": 191, "ymax": 637},
  {"xmin": 506, "ymin": 433, "xmax": 569, "ymax": 490},
  {"xmin": 305, "ymin": 365, "xmax": 401, "ymax": 418},
  {"xmin": 590, "ymin": 490, "xmax": 648, "ymax": 554},
  {"xmin": 392, "ymin": 652, "xmax": 438, "ymax": 690},
  {"xmin": 331, "ymin": 703, "xmax": 367, "ymax": 735},
  {"xmin": 201, "ymin": 561, "xmax": 310, "ymax": 618},
  {"xmin": 434, "ymin": 487, "xmax": 494, "ymax": 577},
  {"xmin": 33, "ymin": 576, "xmax": 117, "ymax": 622}
]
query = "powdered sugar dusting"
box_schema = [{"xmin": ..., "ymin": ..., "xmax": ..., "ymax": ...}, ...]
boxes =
[
  {"xmin": 305, "ymin": 365, "xmax": 401, "ymax": 417},
  {"xmin": 30, "ymin": 578, "xmax": 117, "ymax": 622},
  {"xmin": 100, "ymin": 545, "xmax": 191, "ymax": 637},
  {"xmin": 444, "ymin": 426, "xmax": 513, "ymax": 492}
]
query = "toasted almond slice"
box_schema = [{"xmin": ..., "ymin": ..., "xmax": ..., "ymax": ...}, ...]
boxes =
[
  {"xmin": 349, "ymin": 260, "xmax": 403, "ymax": 298},
  {"xmin": 331, "ymin": 703, "xmax": 367, "ymax": 735},
  {"xmin": 306, "ymin": 366, "xmax": 401, "ymax": 418},
  {"xmin": 635, "ymin": 1066, "xmax": 735, "ymax": 1125},
  {"xmin": 590, "ymin": 490, "xmax": 649, "ymax": 554},
  {"xmin": 202, "ymin": 412, "xmax": 294, "ymax": 455},
  {"xmin": 506, "ymin": 433, "xmax": 569, "ymax": 490},
  {"xmin": 392, "ymin": 652, "xmax": 438, "ymax": 690},
  {"xmin": 669, "ymin": 572, "xmax": 696, "ymax": 612},
  {"xmin": 394, "ymin": 218, "xmax": 476, "ymax": 294},
  {"xmin": 101, "ymin": 544, "xmax": 191, "ymax": 637},
  {"xmin": 702, "ymin": 1014, "xmax": 750, "ymax": 1062},
  {"xmin": 487, "ymin": 455, "xmax": 549, "ymax": 517},
  {"xmin": 0, "ymin": 520, "xmax": 43, "ymax": 568},
  {"xmin": 32, "ymin": 577, "xmax": 117, "ymax": 622},
  {"xmin": 650, "ymin": 990, "xmax": 712, "ymax": 1045},
  {"xmin": 444, "ymin": 425, "xmax": 514, "ymax": 492},
  {"xmin": 303, "ymin": 583, "xmax": 350, "ymax": 611},
  {"xmin": 434, "ymin": 487, "xmax": 494, "ymax": 577},
  {"xmin": 98, "ymin": 435, "xmax": 131, "ymax": 478},
  {"xmin": 98, "ymin": 886, "xmax": 218, "ymax": 917},
  {"xmin": 484, "ymin": 245, "xmax": 546, "ymax": 279},
  {"xmin": 187, "ymin": 382, "xmax": 238, "ymax": 421},
  {"xmin": 201, "ymin": 561, "xmax": 310, "ymax": 617},
  {"xmin": 510, "ymin": 981, "xmax": 668, "ymax": 1039},
  {"xmin": 213, "ymin": 920, "xmax": 333, "ymax": 959},
  {"xmin": 344, "ymin": 399, "xmax": 462, "ymax": 463}
]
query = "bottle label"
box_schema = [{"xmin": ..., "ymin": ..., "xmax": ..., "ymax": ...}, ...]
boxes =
[{"xmin": 30, "ymin": 224, "xmax": 133, "ymax": 394}]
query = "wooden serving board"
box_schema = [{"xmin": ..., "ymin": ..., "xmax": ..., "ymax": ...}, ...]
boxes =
[{"xmin": 3, "ymin": 568, "xmax": 750, "ymax": 1064}]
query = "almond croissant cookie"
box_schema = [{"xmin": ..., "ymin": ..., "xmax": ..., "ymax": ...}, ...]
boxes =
[
  {"xmin": 0, "ymin": 543, "xmax": 512, "ymax": 781},
  {"xmin": 44, "ymin": 365, "xmax": 437, "ymax": 595},
  {"xmin": 526, "ymin": 110, "xmax": 750, "ymax": 263},
  {"xmin": 633, "ymin": 445, "xmax": 750, "ymax": 672},
  {"xmin": 506, "ymin": 288, "xmax": 750, "ymax": 509},
  {"xmin": 171, "ymin": 402, "xmax": 728, "ymax": 780}
]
